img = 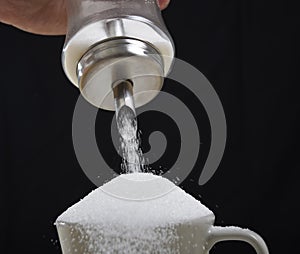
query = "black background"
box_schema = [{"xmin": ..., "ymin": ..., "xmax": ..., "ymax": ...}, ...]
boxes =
[{"xmin": 0, "ymin": 0, "xmax": 299, "ymax": 253}]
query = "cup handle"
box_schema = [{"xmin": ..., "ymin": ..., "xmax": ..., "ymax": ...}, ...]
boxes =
[{"xmin": 206, "ymin": 226, "xmax": 269, "ymax": 254}]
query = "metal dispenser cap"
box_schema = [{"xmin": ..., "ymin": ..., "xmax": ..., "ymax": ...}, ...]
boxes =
[{"xmin": 77, "ymin": 38, "xmax": 164, "ymax": 110}]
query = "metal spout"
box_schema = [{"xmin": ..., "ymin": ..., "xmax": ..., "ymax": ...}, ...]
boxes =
[{"xmin": 113, "ymin": 80, "xmax": 137, "ymax": 141}]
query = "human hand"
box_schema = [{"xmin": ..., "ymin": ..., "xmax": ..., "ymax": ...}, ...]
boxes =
[{"xmin": 0, "ymin": 0, "xmax": 170, "ymax": 35}]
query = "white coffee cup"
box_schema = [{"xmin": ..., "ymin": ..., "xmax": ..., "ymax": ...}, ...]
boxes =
[{"xmin": 56, "ymin": 173, "xmax": 269, "ymax": 254}]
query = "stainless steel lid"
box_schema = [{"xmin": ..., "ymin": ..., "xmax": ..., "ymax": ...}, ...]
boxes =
[{"xmin": 77, "ymin": 37, "xmax": 164, "ymax": 110}]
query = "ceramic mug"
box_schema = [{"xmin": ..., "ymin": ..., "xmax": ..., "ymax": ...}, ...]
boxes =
[{"xmin": 56, "ymin": 174, "xmax": 269, "ymax": 254}]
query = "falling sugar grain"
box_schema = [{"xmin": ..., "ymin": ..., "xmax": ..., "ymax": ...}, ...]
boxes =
[{"xmin": 116, "ymin": 105, "xmax": 145, "ymax": 173}]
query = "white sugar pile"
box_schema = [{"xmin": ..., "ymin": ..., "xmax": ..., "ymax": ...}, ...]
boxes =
[{"xmin": 56, "ymin": 173, "xmax": 212, "ymax": 253}]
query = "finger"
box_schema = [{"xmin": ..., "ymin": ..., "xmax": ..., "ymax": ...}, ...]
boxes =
[{"xmin": 158, "ymin": 0, "xmax": 170, "ymax": 10}]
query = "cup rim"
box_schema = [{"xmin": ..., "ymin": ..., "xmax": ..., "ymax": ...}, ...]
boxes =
[{"xmin": 55, "ymin": 213, "xmax": 215, "ymax": 228}]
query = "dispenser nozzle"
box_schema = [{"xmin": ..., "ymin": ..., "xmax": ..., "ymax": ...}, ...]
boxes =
[{"xmin": 113, "ymin": 80, "xmax": 137, "ymax": 141}]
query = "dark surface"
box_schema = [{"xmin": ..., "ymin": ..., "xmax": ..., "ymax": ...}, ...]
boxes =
[{"xmin": 0, "ymin": 0, "xmax": 299, "ymax": 253}]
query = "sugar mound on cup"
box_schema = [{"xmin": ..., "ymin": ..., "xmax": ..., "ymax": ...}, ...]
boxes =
[{"xmin": 56, "ymin": 173, "xmax": 212, "ymax": 253}]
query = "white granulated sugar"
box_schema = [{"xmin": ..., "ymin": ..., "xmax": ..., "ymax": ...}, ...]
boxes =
[
  {"xmin": 56, "ymin": 173, "xmax": 212, "ymax": 253},
  {"xmin": 117, "ymin": 106, "xmax": 145, "ymax": 173},
  {"xmin": 57, "ymin": 173, "xmax": 211, "ymax": 226}
]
